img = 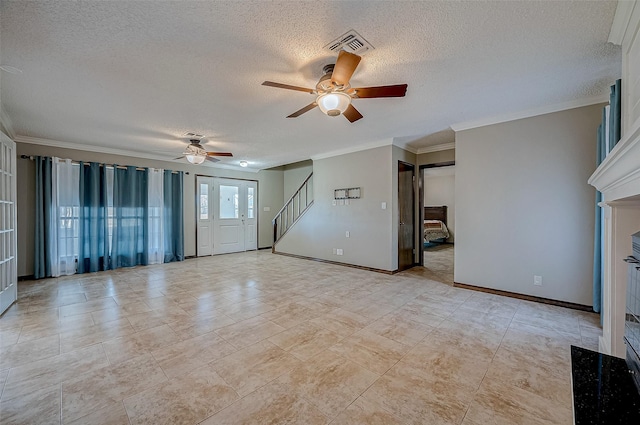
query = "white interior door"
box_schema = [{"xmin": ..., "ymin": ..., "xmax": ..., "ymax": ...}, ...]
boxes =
[
  {"xmin": 0, "ymin": 133, "xmax": 17, "ymax": 315},
  {"xmin": 213, "ymin": 178, "xmax": 258, "ymax": 254},
  {"xmin": 196, "ymin": 176, "xmax": 214, "ymax": 256}
]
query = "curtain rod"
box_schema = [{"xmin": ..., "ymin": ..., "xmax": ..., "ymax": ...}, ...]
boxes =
[{"xmin": 19, "ymin": 155, "xmax": 189, "ymax": 175}]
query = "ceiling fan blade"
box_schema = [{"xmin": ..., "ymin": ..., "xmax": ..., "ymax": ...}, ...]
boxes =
[
  {"xmin": 205, "ymin": 156, "xmax": 220, "ymax": 163},
  {"xmin": 262, "ymin": 81, "xmax": 314, "ymax": 94},
  {"xmin": 343, "ymin": 104, "xmax": 363, "ymax": 123},
  {"xmin": 287, "ymin": 102, "xmax": 318, "ymax": 118},
  {"xmin": 174, "ymin": 156, "xmax": 185, "ymax": 160},
  {"xmin": 350, "ymin": 84, "xmax": 408, "ymax": 98},
  {"xmin": 206, "ymin": 152, "xmax": 233, "ymax": 157},
  {"xmin": 331, "ymin": 50, "xmax": 361, "ymax": 86}
]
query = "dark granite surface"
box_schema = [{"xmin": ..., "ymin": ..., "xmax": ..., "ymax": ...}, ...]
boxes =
[{"xmin": 571, "ymin": 346, "xmax": 640, "ymax": 424}]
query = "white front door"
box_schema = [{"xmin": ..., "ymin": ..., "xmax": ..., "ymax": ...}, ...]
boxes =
[
  {"xmin": 196, "ymin": 176, "xmax": 214, "ymax": 256},
  {"xmin": 213, "ymin": 178, "xmax": 258, "ymax": 254},
  {"xmin": 196, "ymin": 177, "xmax": 258, "ymax": 256},
  {"xmin": 0, "ymin": 133, "xmax": 17, "ymax": 315}
]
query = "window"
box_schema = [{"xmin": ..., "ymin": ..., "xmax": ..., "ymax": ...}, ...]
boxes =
[
  {"xmin": 247, "ymin": 187, "xmax": 254, "ymax": 219},
  {"xmin": 219, "ymin": 185, "xmax": 238, "ymax": 219},
  {"xmin": 200, "ymin": 183, "xmax": 209, "ymax": 220},
  {"xmin": 57, "ymin": 205, "xmax": 80, "ymax": 264}
]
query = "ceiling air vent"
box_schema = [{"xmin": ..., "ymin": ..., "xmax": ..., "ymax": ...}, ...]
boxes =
[
  {"xmin": 324, "ymin": 30, "xmax": 374, "ymax": 56},
  {"xmin": 183, "ymin": 132, "xmax": 205, "ymax": 139}
]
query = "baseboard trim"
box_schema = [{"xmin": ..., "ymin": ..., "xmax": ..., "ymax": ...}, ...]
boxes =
[
  {"xmin": 453, "ymin": 281, "xmax": 593, "ymax": 312},
  {"xmin": 18, "ymin": 275, "xmax": 35, "ymax": 281},
  {"xmin": 272, "ymin": 251, "xmax": 398, "ymax": 275}
]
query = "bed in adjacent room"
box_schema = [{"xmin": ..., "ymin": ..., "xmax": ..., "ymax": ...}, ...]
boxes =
[{"xmin": 424, "ymin": 205, "xmax": 450, "ymax": 246}]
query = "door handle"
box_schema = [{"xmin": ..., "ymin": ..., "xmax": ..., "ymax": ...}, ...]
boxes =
[{"xmin": 399, "ymin": 222, "xmax": 405, "ymax": 225}]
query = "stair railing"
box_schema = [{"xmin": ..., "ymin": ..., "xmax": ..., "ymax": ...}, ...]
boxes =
[{"xmin": 272, "ymin": 172, "xmax": 313, "ymax": 249}]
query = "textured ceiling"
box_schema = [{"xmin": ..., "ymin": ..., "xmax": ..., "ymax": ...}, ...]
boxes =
[{"xmin": 0, "ymin": 1, "xmax": 620, "ymax": 170}]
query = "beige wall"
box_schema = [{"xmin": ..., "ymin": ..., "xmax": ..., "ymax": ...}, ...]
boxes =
[
  {"xmin": 283, "ymin": 160, "xmax": 313, "ymax": 201},
  {"xmin": 417, "ymin": 149, "xmax": 455, "ymax": 165},
  {"xmin": 16, "ymin": 143, "xmax": 284, "ymax": 277},
  {"xmin": 275, "ymin": 145, "xmax": 397, "ymax": 271},
  {"xmin": 455, "ymin": 104, "xmax": 603, "ymax": 305}
]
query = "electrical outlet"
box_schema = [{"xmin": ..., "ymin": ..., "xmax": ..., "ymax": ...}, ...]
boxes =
[
  {"xmin": 381, "ymin": 202, "xmax": 387, "ymax": 210},
  {"xmin": 534, "ymin": 275, "xmax": 543, "ymax": 286},
  {"xmin": 345, "ymin": 231, "xmax": 350, "ymax": 238},
  {"xmin": 337, "ymin": 249, "xmax": 343, "ymax": 255}
]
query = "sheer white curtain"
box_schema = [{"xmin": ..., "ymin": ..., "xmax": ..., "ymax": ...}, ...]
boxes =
[
  {"xmin": 52, "ymin": 158, "xmax": 80, "ymax": 277},
  {"xmin": 147, "ymin": 168, "xmax": 165, "ymax": 265}
]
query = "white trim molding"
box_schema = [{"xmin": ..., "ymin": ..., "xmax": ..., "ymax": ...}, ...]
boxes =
[
  {"xmin": 450, "ymin": 94, "xmax": 609, "ymax": 132},
  {"xmin": 589, "ymin": 120, "xmax": 640, "ymax": 202},
  {"xmin": 416, "ymin": 142, "xmax": 455, "ymax": 154},
  {"xmin": 14, "ymin": 135, "xmax": 260, "ymax": 172},
  {"xmin": 608, "ymin": 0, "xmax": 637, "ymax": 45}
]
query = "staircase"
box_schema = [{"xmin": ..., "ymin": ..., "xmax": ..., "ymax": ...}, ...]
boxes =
[{"xmin": 272, "ymin": 173, "xmax": 313, "ymax": 250}]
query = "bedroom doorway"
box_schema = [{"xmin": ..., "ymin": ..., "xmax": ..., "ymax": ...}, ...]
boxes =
[{"xmin": 419, "ymin": 163, "xmax": 455, "ymax": 284}]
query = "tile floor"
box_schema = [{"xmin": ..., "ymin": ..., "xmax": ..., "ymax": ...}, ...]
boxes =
[
  {"xmin": 0, "ymin": 250, "xmax": 600, "ymax": 424},
  {"xmin": 423, "ymin": 243, "xmax": 454, "ymax": 285}
]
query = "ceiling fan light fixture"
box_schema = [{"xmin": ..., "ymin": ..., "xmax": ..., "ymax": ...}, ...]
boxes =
[
  {"xmin": 186, "ymin": 154, "xmax": 206, "ymax": 165},
  {"xmin": 317, "ymin": 92, "xmax": 351, "ymax": 117}
]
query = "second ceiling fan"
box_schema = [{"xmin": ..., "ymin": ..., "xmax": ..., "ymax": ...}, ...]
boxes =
[{"xmin": 262, "ymin": 50, "xmax": 407, "ymax": 123}]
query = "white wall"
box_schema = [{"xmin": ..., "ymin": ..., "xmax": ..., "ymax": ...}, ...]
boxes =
[
  {"xmin": 455, "ymin": 104, "xmax": 603, "ymax": 305},
  {"xmin": 275, "ymin": 145, "xmax": 396, "ymax": 271},
  {"xmin": 424, "ymin": 166, "xmax": 455, "ymax": 242},
  {"xmin": 16, "ymin": 143, "xmax": 284, "ymax": 276}
]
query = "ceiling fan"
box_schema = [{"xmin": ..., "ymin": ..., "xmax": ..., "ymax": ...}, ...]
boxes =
[
  {"xmin": 262, "ymin": 50, "xmax": 407, "ymax": 123},
  {"xmin": 175, "ymin": 139, "xmax": 233, "ymax": 165}
]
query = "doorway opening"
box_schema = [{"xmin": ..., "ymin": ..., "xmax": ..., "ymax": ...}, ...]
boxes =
[{"xmin": 419, "ymin": 163, "xmax": 455, "ymax": 284}]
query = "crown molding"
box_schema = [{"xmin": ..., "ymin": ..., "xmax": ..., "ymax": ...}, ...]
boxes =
[
  {"xmin": 14, "ymin": 135, "xmax": 260, "ymax": 173},
  {"xmin": 416, "ymin": 142, "xmax": 455, "ymax": 154},
  {"xmin": 608, "ymin": 0, "xmax": 636, "ymax": 45},
  {"xmin": 450, "ymin": 94, "xmax": 609, "ymax": 132},
  {"xmin": 310, "ymin": 138, "xmax": 393, "ymax": 161},
  {"xmin": 391, "ymin": 139, "xmax": 418, "ymax": 154}
]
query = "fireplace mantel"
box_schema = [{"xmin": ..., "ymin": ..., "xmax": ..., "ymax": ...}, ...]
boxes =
[
  {"xmin": 589, "ymin": 121, "xmax": 640, "ymax": 203},
  {"xmin": 587, "ymin": 0, "xmax": 640, "ymax": 358}
]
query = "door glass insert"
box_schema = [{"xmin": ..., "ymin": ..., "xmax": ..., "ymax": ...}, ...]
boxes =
[
  {"xmin": 219, "ymin": 185, "xmax": 239, "ymax": 219},
  {"xmin": 199, "ymin": 183, "xmax": 209, "ymax": 219},
  {"xmin": 247, "ymin": 187, "xmax": 254, "ymax": 219}
]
